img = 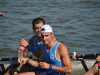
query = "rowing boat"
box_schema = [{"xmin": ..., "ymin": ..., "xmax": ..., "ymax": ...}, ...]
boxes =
[{"xmin": 0, "ymin": 59, "xmax": 96, "ymax": 75}]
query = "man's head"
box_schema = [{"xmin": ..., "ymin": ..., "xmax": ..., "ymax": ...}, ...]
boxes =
[
  {"xmin": 40, "ymin": 24, "xmax": 54, "ymax": 44},
  {"xmin": 32, "ymin": 18, "xmax": 45, "ymax": 37}
]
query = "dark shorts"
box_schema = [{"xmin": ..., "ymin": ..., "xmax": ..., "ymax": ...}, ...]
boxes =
[{"xmin": 32, "ymin": 68, "xmax": 65, "ymax": 75}]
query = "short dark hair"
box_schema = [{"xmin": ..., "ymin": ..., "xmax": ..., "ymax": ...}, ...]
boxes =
[{"xmin": 32, "ymin": 18, "xmax": 45, "ymax": 29}]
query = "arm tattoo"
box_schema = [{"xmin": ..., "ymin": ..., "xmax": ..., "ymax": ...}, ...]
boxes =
[{"xmin": 27, "ymin": 59, "xmax": 39, "ymax": 67}]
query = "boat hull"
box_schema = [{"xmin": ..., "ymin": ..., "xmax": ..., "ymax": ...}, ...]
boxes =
[{"xmin": 0, "ymin": 59, "xmax": 96, "ymax": 75}]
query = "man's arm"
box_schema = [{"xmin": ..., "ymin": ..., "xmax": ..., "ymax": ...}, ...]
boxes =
[
  {"xmin": 22, "ymin": 45, "xmax": 45, "ymax": 67},
  {"xmin": 28, "ymin": 35, "xmax": 42, "ymax": 58},
  {"xmin": 51, "ymin": 43, "xmax": 72, "ymax": 74},
  {"xmin": 38, "ymin": 45, "xmax": 45, "ymax": 62},
  {"xmin": 18, "ymin": 38, "xmax": 30, "ymax": 57},
  {"xmin": 17, "ymin": 36, "xmax": 34, "ymax": 57}
]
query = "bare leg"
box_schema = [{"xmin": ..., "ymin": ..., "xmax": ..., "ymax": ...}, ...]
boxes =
[{"xmin": 18, "ymin": 72, "xmax": 36, "ymax": 75}]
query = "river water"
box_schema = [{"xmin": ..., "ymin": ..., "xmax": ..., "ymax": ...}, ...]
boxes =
[{"xmin": 0, "ymin": 0, "xmax": 100, "ymax": 58}]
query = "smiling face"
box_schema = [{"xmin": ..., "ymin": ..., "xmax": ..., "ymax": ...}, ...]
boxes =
[
  {"xmin": 41, "ymin": 32, "xmax": 54, "ymax": 45},
  {"xmin": 33, "ymin": 22, "xmax": 44, "ymax": 37}
]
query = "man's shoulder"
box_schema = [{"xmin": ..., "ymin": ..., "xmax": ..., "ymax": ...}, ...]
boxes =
[
  {"xmin": 57, "ymin": 42, "xmax": 68, "ymax": 51},
  {"xmin": 29, "ymin": 35, "xmax": 36, "ymax": 44},
  {"xmin": 58, "ymin": 42, "xmax": 66, "ymax": 47},
  {"xmin": 30, "ymin": 35, "xmax": 36, "ymax": 40},
  {"xmin": 57, "ymin": 43, "xmax": 69, "ymax": 56}
]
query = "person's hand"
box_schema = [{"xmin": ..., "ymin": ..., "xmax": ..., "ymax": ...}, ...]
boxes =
[
  {"xmin": 39, "ymin": 62, "xmax": 50, "ymax": 69},
  {"xmin": 96, "ymin": 55, "xmax": 100, "ymax": 61},
  {"xmin": 91, "ymin": 55, "xmax": 100, "ymax": 74},
  {"xmin": 20, "ymin": 57, "xmax": 29, "ymax": 64},
  {"xmin": 19, "ymin": 38, "xmax": 29, "ymax": 47}
]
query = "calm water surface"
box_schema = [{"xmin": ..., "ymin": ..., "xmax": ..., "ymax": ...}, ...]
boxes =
[{"xmin": 0, "ymin": 0, "xmax": 100, "ymax": 57}]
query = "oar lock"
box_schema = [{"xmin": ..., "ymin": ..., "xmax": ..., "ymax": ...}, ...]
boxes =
[
  {"xmin": 71, "ymin": 52, "xmax": 85, "ymax": 60},
  {"xmin": 72, "ymin": 52, "xmax": 77, "ymax": 60}
]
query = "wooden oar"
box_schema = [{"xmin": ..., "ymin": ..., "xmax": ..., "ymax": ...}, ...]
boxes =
[
  {"xmin": 13, "ymin": 61, "xmax": 24, "ymax": 75},
  {"xmin": 70, "ymin": 53, "xmax": 100, "ymax": 59}
]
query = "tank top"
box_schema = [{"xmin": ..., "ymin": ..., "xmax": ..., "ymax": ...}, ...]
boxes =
[
  {"xmin": 28, "ymin": 35, "xmax": 43, "ymax": 53},
  {"xmin": 44, "ymin": 41, "xmax": 62, "ymax": 66},
  {"xmin": 43, "ymin": 41, "xmax": 65, "ymax": 75},
  {"xmin": 34, "ymin": 35, "xmax": 43, "ymax": 51}
]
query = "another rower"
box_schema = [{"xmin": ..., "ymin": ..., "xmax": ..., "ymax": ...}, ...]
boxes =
[
  {"xmin": 4, "ymin": 18, "xmax": 45, "ymax": 75},
  {"xmin": 18, "ymin": 17, "xmax": 45, "ymax": 58}
]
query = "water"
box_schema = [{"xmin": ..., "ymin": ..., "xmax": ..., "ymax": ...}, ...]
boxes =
[{"xmin": 0, "ymin": 0, "xmax": 100, "ymax": 58}]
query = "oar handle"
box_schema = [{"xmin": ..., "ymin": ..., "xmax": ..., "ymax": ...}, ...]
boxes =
[
  {"xmin": 0, "ymin": 57, "xmax": 18, "ymax": 61},
  {"xmin": 13, "ymin": 62, "xmax": 24, "ymax": 75}
]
